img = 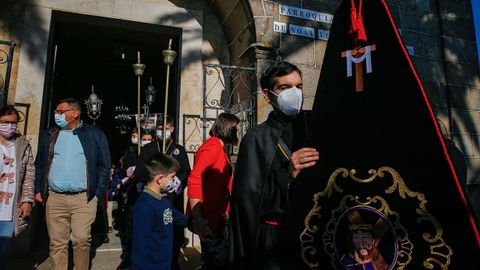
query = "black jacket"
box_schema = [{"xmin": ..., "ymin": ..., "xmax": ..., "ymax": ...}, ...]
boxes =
[
  {"xmin": 34, "ymin": 123, "xmax": 111, "ymax": 202},
  {"xmin": 229, "ymin": 112, "xmax": 295, "ymax": 269}
]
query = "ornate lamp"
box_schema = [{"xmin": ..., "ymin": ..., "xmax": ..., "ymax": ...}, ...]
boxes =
[
  {"xmin": 161, "ymin": 39, "xmax": 177, "ymax": 153},
  {"xmin": 85, "ymin": 85, "xmax": 103, "ymax": 124},
  {"xmin": 132, "ymin": 51, "xmax": 146, "ymax": 154}
]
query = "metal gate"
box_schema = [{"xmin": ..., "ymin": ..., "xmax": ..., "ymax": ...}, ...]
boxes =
[
  {"xmin": 0, "ymin": 41, "xmax": 16, "ymax": 107},
  {"xmin": 183, "ymin": 64, "xmax": 257, "ymax": 159}
]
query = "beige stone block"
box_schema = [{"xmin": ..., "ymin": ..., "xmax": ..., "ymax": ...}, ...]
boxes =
[
  {"xmin": 131, "ymin": 2, "xmax": 202, "ymax": 29},
  {"xmin": 300, "ymin": 66, "xmax": 321, "ymax": 110},
  {"xmin": 76, "ymin": 0, "xmax": 115, "ymax": 18},
  {"xmin": 27, "ymin": 0, "xmax": 78, "ymax": 11},
  {"xmin": 282, "ymin": 35, "xmax": 315, "ymax": 66},
  {"xmin": 23, "ymin": 105, "xmax": 42, "ymax": 141},
  {"xmin": 203, "ymin": 13, "xmax": 229, "ymax": 64},
  {"xmin": 179, "ymin": 68, "xmax": 203, "ymax": 114},
  {"xmin": 113, "ymin": 0, "xmax": 133, "ymax": 19},
  {"xmin": 451, "ymin": 133, "xmax": 475, "ymax": 157},
  {"xmin": 451, "ymin": 109, "xmax": 480, "ymax": 134},
  {"xmin": 178, "ymin": 67, "xmax": 203, "ymax": 145},
  {"xmin": 22, "ymin": 5, "xmax": 51, "ymax": 52},
  {"xmin": 303, "ymin": 96, "xmax": 314, "ymax": 111},
  {"xmin": 314, "ymin": 40, "xmax": 328, "ymax": 68},
  {"xmin": 181, "ymin": 29, "xmax": 203, "ymax": 69},
  {"xmin": 15, "ymin": 49, "xmax": 47, "ymax": 135},
  {"xmin": 16, "ymin": 6, "xmax": 50, "ymax": 147},
  {"xmin": 467, "ymin": 86, "xmax": 480, "ymax": 110},
  {"xmin": 16, "ymin": 10, "xmax": 48, "ymax": 138}
]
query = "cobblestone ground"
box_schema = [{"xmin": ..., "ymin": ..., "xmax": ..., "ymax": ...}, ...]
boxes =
[{"xmin": 6, "ymin": 207, "xmax": 201, "ymax": 270}]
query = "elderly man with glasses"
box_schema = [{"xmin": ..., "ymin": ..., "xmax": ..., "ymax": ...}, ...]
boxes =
[{"xmin": 34, "ymin": 98, "xmax": 111, "ymax": 270}]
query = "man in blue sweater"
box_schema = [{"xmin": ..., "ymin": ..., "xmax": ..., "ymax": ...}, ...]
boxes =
[
  {"xmin": 35, "ymin": 98, "xmax": 111, "ymax": 270},
  {"xmin": 131, "ymin": 153, "xmax": 188, "ymax": 270}
]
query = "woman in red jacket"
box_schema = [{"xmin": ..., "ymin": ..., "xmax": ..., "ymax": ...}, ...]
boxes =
[{"xmin": 188, "ymin": 113, "xmax": 240, "ymax": 269}]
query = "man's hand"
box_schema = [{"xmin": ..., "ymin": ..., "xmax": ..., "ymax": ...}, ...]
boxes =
[
  {"xmin": 290, "ymin": 147, "xmax": 319, "ymax": 179},
  {"xmin": 34, "ymin": 193, "xmax": 43, "ymax": 204},
  {"xmin": 19, "ymin": 202, "xmax": 32, "ymax": 218}
]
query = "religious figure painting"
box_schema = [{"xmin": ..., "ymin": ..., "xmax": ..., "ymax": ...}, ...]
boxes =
[{"xmin": 335, "ymin": 207, "xmax": 396, "ymax": 270}]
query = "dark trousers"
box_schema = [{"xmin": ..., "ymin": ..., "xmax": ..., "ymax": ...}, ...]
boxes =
[
  {"xmin": 171, "ymin": 192, "xmax": 185, "ymax": 270},
  {"xmin": 257, "ymin": 223, "xmax": 283, "ymax": 270}
]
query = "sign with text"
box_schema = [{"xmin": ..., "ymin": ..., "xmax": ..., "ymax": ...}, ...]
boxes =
[
  {"xmin": 279, "ymin": 4, "xmax": 333, "ymax": 24},
  {"xmin": 289, "ymin": 24, "xmax": 315, "ymax": 39},
  {"xmin": 274, "ymin": 21, "xmax": 287, "ymax": 33},
  {"xmin": 273, "ymin": 21, "xmax": 330, "ymax": 40},
  {"xmin": 318, "ymin": 29, "xmax": 330, "ymax": 41}
]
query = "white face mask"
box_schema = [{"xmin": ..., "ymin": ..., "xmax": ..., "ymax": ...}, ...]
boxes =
[
  {"xmin": 131, "ymin": 138, "xmax": 138, "ymax": 145},
  {"xmin": 162, "ymin": 176, "xmax": 181, "ymax": 194},
  {"xmin": 157, "ymin": 129, "xmax": 172, "ymax": 140},
  {"xmin": 141, "ymin": 140, "xmax": 152, "ymax": 147},
  {"xmin": 270, "ymin": 87, "xmax": 304, "ymax": 117}
]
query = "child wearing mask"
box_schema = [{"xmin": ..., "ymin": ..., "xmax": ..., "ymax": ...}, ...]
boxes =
[
  {"xmin": 140, "ymin": 133, "xmax": 153, "ymax": 148},
  {"xmin": 131, "ymin": 153, "xmax": 188, "ymax": 270}
]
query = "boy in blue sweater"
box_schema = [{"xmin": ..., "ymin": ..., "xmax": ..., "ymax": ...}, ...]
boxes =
[{"xmin": 131, "ymin": 153, "xmax": 188, "ymax": 270}]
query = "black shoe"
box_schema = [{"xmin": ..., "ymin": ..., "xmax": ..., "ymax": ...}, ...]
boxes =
[{"xmin": 103, "ymin": 235, "xmax": 110, "ymax": 243}]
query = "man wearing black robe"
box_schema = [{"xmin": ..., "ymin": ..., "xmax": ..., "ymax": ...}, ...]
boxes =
[{"xmin": 228, "ymin": 62, "xmax": 319, "ymax": 269}]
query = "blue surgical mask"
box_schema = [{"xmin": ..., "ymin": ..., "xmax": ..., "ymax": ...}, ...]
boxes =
[{"xmin": 54, "ymin": 114, "xmax": 70, "ymax": 128}]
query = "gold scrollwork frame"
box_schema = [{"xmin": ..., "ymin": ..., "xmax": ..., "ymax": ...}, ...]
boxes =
[{"xmin": 300, "ymin": 166, "xmax": 452, "ymax": 269}]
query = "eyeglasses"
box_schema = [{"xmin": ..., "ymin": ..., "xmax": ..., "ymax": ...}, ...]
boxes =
[{"xmin": 54, "ymin": 109, "xmax": 74, "ymax": 114}]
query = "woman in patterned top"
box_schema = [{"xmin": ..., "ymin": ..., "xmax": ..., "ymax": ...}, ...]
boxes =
[{"xmin": 0, "ymin": 105, "xmax": 35, "ymax": 264}]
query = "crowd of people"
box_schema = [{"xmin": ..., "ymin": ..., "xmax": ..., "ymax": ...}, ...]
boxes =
[{"xmin": 0, "ymin": 61, "xmax": 322, "ymax": 270}]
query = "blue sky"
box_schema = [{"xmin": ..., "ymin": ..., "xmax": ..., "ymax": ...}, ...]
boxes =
[{"xmin": 474, "ymin": 0, "xmax": 480, "ymax": 67}]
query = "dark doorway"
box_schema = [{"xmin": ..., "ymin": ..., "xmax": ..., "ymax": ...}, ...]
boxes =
[{"xmin": 42, "ymin": 11, "xmax": 182, "ymax": 164}]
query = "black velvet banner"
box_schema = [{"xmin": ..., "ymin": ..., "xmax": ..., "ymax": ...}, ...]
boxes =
[{"xmin": 285, "ymin": 0, "xmax": 480, "ymax": 269}]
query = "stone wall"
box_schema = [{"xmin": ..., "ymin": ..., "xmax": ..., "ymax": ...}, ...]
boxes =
[{"xmin": 387, "ymin": 0, "xmax": 480, "ymax": 185}]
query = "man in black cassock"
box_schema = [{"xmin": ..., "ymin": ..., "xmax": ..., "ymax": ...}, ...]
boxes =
[{"xmin": 228, "ymin": 61, "xmax": 319, "ymax": 269}]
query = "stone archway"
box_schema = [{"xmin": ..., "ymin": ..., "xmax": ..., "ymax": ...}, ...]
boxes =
[{"xmin": 205, "ymin": 0, "xmax": 257, "ymax": 66}]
